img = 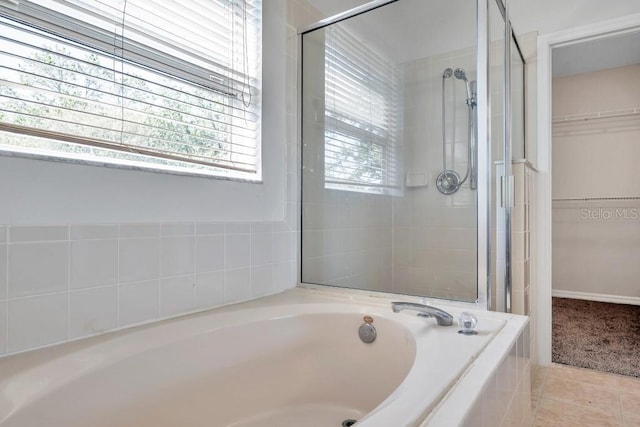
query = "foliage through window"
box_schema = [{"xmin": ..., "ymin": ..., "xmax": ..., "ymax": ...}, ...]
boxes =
[
  {"xmin": 0, "ymin": 0, "xmax": 262, "ymax": 179},
  {"xmin": 324, "ymin": 26, "xmax": 400, "ymax": 193}
]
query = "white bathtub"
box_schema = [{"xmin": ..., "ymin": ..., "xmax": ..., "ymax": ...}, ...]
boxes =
[{"xmin": 0, "ymin": 288, "xmax": 527, "ymax": 426}]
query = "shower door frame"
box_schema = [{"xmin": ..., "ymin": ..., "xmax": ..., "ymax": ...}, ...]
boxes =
[{"xmin": 298, "ymin": 0, "xmax": 514, "ymax": 311}]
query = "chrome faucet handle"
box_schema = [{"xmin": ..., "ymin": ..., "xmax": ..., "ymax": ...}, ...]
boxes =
[{"xmin": 391, "ymin": 302, "xmax": 454, "ymax": 326}]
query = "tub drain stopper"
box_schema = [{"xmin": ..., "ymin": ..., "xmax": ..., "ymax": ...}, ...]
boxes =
[{"xmin": 358, "ymin": 322, "xmax": 376, "ymax": 343}]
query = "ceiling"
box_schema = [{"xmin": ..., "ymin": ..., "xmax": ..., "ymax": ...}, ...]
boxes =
[
  {"xmin": 303, "ymin": 0, "xmax": 477, "ymax": 63},
  {"xmin": 552, "ymin": 31, "xmax": 640, "ymax": 77},
  {"xmin": 305, "ymin": 0, "xmax": 640, "ymax": 69}
]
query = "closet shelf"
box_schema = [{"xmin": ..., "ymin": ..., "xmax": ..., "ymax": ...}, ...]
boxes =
[
  {"xmin": 552, "ymin": 196, "xmax": 640, "ymax": 201},
  {"xmin": 552, "ymin": 107, "xmax": 640, "ymax": 124}
]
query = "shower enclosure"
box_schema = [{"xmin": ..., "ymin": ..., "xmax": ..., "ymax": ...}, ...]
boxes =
[{"xmin": 300, "ymin": 0, "xmax": 525, "ymax": 310}]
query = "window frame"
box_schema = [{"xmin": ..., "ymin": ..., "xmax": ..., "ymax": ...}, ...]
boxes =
[{"xmin": 0, "ymin": 0, "xmax": 263, "ymax": 181}]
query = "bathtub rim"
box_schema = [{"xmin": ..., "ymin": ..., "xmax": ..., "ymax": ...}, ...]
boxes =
[{"xmin": 0, "ymin": 287, "xmax": 526, "ymax": 427}]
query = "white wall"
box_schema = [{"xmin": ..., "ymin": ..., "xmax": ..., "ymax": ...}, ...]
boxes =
[
  {"xmin": 0, "ymin": 3, "xmax": 289, "ymax": 226},
  {"xmin": 0, "ymin": 1, "xmax": 302, "ymax": 356},
  {"xmin": 552, "ymin": 65, "xmax": 640, "ymax": 301}
]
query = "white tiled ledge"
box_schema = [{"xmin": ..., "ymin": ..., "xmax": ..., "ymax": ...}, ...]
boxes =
[{"xmin": 0, "ymin": 222, "xmax": 298, "ymax": 357}]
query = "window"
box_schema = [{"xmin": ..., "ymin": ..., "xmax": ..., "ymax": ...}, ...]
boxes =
[
  {"xmin": 0, "ymin": 0, "xmax": 262, "ymax": 179},
  {"xmin": 324, "ymin": 26, "xmax": 400, "ymax": 193}
]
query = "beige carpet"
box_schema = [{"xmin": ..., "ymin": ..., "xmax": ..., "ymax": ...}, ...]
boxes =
[{"xmin": 552, "ymin": 297, "xmax": 640, "ymax": 378}]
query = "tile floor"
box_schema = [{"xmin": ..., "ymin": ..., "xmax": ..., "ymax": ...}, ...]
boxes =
[{"xmin": 531, "ymin": 363, "xmax": 640, "ymax": 426}]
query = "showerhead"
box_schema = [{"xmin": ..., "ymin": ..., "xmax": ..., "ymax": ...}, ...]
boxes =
[
  {"xmin": 454, "ymin": 68, "xmax": 472, "ymax": 101},
  {"xmin": 442, "ymin": 68, "xmax": 453, "ymax": 78},
  {"xmin": 453, "ymin": 68, "xmax": 467, "ymax": 81}
]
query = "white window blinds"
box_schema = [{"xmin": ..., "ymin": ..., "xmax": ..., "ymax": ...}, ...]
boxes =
[
  {"xmin": 324, "ymin": 26, "xmax": 400, "ymax": 192},
  {"xmin": 0, "ymin": 0, "xmax": 262, "ymax": 178}
]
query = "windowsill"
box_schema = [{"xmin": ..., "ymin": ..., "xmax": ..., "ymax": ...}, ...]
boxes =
[{"xmin": 0, "ymin": 149, "xmax": 263, "ymax": 183}]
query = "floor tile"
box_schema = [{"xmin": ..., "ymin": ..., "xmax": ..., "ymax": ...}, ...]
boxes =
[
  {"xmin": 620, "ymin": 391, "xmax": 640, "ymax": 419},
  {"xmin": 532, "ymin": 366, "xmax": 548, "ymax": 398},
  {"xmin": 548, "ymin": 364, "xmax": 621, "ymax": 390},
  {"xmin": 531, "ymin": 364, "xmax": 640, "ymax": 426},
  {"xmin": 617, "ymin": 376, "xmax": 640, "ymax": 396},
  {"xmin": 534, "ymin": 398, "xmax": 621, "ymax": 427},
  {"xmin": 624, "ymin": 415, "xmax": 640, "ymax": 427},
  {"xmin": 542, "ymin": 375, "xmax": 620, "ymax": 416}
]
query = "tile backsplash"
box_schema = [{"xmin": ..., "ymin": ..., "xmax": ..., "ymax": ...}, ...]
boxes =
[{"xmin": 0, "ymin": 222, "xmax": 297, "ymax": 355}]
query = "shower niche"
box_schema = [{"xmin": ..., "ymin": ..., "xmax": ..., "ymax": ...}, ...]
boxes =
[{"xmin": 300, "ymin": 0, "xmax": 522, "ymax": 307}]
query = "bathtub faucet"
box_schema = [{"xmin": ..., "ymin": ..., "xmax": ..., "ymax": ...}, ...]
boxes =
[{"xmin": 391, "ymin": 302, "xmax": 454, "ymax": 326}]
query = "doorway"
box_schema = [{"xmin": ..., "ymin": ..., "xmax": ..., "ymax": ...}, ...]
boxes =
[{"xmin": 536, "ymin": 14, "xmax": 640, "ymax": 370}]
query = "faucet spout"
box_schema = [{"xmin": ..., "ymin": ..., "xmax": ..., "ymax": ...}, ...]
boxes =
[{"xmin": 391, "ymin": 302, "xmax": 454, "ymax": 326}]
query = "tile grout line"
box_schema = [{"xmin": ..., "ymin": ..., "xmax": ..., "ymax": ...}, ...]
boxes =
[{"xmin": 530, "ymin": 367, "xmax": 549, "ymax": 425}]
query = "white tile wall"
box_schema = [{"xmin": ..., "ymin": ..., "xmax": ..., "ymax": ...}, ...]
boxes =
[
  {"xmin": 195, "ymin": 271, "xmax": 225, "ymax": 308},
  {"xmin": 458, "ymin": 324, "xmax": 532, "ymax": 427},
  {"xmin": 160, "ymin": 275, "xmax": 195, "ymax": 317},
  {"xmin": 118, "ymin": 279, "xmax": 160, "ymax": 327},
  {"xmin": 70, "ymin": 239, "xmax": 118, "ymax": 289},
  {"xmin": 0, "ymin": 221, "xmax": 297, "ymax": 355},
  {"xmin": 196, "ymin": 235, "xmax": 225, "ymax": 273},
  {"xmin": 8, "ymin": 293, "xmax": 68, "ymax": 353},
  {"xmin": 160, "ymin": 235, "xmax": 195, "ymax": 277},
  {"xmin": 70, "ymin": 286, "xmax": 118, "ymax": 339},
  {"xmin": 224, "ymin": 233, "xmax": 251, "ymax": 270},
  {"xmin": 9, "ymin": 241, "xmax": 69, "ymax": 298},
  {"xmin": 224, "ymin": 267, "xmax": 252, "ymax": 303}
]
